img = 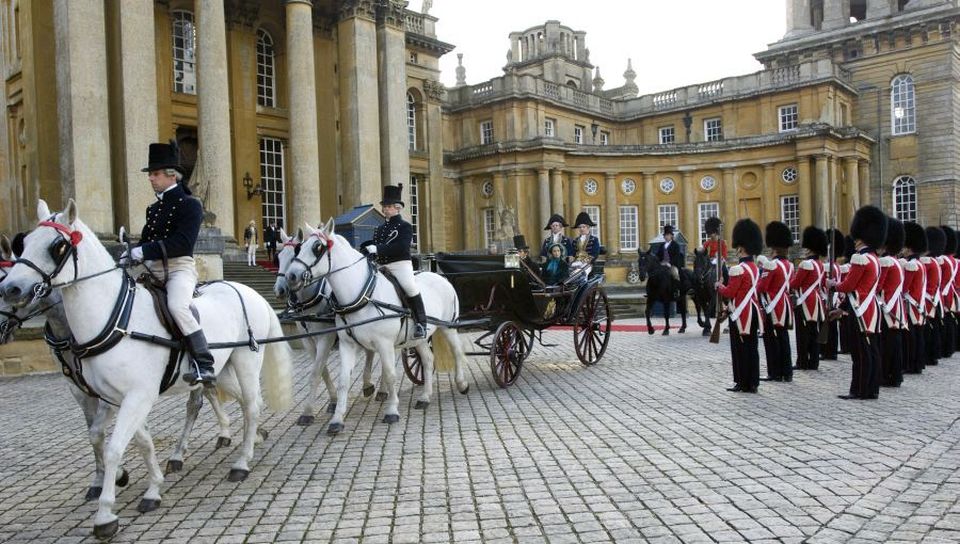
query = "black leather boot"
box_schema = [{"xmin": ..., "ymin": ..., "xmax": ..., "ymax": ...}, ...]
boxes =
[
  {"xmin": 409, "ymin": 294, "xmax": 427, "ymax": 339},
  {"xmin": 182, "ymin": 330, "xmax": 217, "ymax": 387}
]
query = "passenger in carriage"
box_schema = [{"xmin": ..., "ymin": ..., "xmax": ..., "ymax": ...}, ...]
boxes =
[
  {"xmin": 540, "ymin": 213, "xmax": 573, "ymax": 262},
  {"xmin": 569, "ymin": 212, "xmax": 601, "ymax": 281},
  {"xmin": 513, "ymin": 235, "xmax": 539, "ymax": 276},
  {"xmin": 543, "ymin": 243, "xmax": 570, "ymax": 285}
]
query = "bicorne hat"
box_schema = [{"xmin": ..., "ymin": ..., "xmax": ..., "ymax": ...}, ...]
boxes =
[
  {"xmin": 574, "ymin": 212, "xmax": 596, "ymax": 228},
  {"xmin": 513, "ymin": 235, "xmax": 529, "ymax": 250},
  {"xmin": 704, "ymin": 216, "xmax": 722, "ymax": 236},
  {"xmin": 885, "ymin": 217, "xmax": 905, "ymax": 256},
  {"xmin": 732, "ymin": 218, "xmax": 763, "ymax": 256},
  {"xmin": 850, "ymin": 205, "xmax": 888, "ymax": 250},
  {"xmin": 662, "ymin": 224, "xmax": 675, "ymax": 236},
  {"xmin": 379, "ymin": 184, "xmax": 404, "ymax": 207},
  {"xmin": 543, "ymin": 213, "xmax": 568, "ymax": 230},
  {"xmin": 801, "ymin": 226, "xmax": 828, "ymax": 257},
  {"xmin": 141, "ymin": 141, "xmax": 184, "ymax": 174},
  {"xmin": 926, "ymin": 226, "xmax": 946, "ymax": 257},
  {"xmin": 903, "ymin": 222, "xmax": 927, "ymax": 254},
  {"xmin": 765, "ymin": 221, "xmax": 794, "ymax": 249},
  {"xmin": 940, "ymin": 225, "xmax": 957, "ymax": 255}
]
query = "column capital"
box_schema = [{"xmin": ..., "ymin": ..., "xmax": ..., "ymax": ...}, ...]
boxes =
[
  {"xmin": 339, "ymin": 0, "xmax": 378, "ymax": 22},
  {"xmin": 422, "ymin": 79, "xmax": 446, "ymax": 103},
  {"xmin": 377, "ymin": 0, "xmax": 406, "ymax": 28},
  {"xmin": 604, "ymin": 172, "xmax": 618, "ymax": 180}
]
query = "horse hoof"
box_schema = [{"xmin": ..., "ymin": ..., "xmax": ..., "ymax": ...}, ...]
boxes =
[
  {"xmin": 678, "ymin": 327, "xmax": 686, "ymax": 334},
  {"xmin": 383, "ymin": 414, "xmax": 400, "ymax": 424},
  {"xmin": 116, "ymin": 469, "xmax": 129, "ymax": 487},
  {"xmin": 702, "ymin": 328, "xmax": 710, "ymax": 336},
  {"xmin": 662, "ymin": 329, "xmax": 670, "ymax": 336},
  {"xmin": 327, "ymin": 423, "xmax": 343, "ymax": 435},
  {"xmin": 165, "ymin": 460, "xmax": 183, "ymax": 475},
  {"xmin": 84, "ymin": 486, "xmax": 102, "ymax": 502},
  {"xmin": 258, "ymin": 429, "xmax": 269, "ymax": 440},
  {"xmin": 375, "ymin": 391, "xmax": 388, "ymax": 402},
  {"xmin": 647, "ymin": 328, "xmax": 655, "ymax": 336},
  {"xmin": 137, "ymin": 498, "xmax": 161, "ymax": 514},
  {"xmin": 296, "ymin": 415, "xmax": 315, "ymax": 426},
  {"xmin": 459, "ymin": 385, "xmax": 470, "ymax": 395},
  {"xmin": 216, "ymin": 437, "xmax": 231, "ymax": 449},
  {"xmin": 414, "ymin": 400, "xmax": 430, "ymax": 410},
  {"xmin": 93, "ymin": 520, "xmax": 119, "ymax": 540},
  {"xmin": 362, "ymin": 385, "xmax": 375, "ymax": 397},
  {"xmin": 227, "ymin": 469, "xmax": 249, "ymax": 482}
]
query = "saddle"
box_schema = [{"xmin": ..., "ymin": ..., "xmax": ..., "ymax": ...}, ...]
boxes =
[
  {"xmin": 378, "ymin": 266, "xmax": 416, "ymax": 314},
  {"xmin": 137, "ymin": 273, "xmax": 201, "ymax": 340}
]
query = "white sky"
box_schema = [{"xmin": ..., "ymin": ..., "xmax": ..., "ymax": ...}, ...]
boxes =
[{"xmin": 417, "ymin": 0, "xmax": 787, "ymax": 95}]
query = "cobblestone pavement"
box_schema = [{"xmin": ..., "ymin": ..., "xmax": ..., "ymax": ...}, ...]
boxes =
[{"xmin": 1, "ymin": 324, "xmax": 960, "ymax": 543}]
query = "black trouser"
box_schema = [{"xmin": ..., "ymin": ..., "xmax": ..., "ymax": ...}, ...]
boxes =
[
  {"xmin": 730, "ymin": 310, "xmax": 760, "ymax": 390},
  {"xmin": 903, "ymin": 322, "xmax": 925, "ymax": 374},
  {"xmin": 849, "ymin": 327, "xmax": 880, "ymax": 399},
  {"xmin": 822, "ymin": 319, "xmax": 839, "ymax": 360},
  {"xmin": 796, "ymin": 318, "xmax": 820, "ymax": 370},
  {"xmin": 839, "ymin": 314, "xmax": 852, "ymax": 354},
  {"xmin": 880, "ymin": 320, "xmax": 903, "ymax": 387},
  {"xmin": 926, "ymin": 314, "xmax": 942, "ymax": 366},
  {"xmin": 942, "ymin": 312, "xmax": 956, "ymax": 359}
]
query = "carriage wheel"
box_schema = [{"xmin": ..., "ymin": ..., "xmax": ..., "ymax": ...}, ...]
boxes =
[
  {"xmin": 574, "ymin": 288, "xmax": 612, "ymax": 366},
  {"xmin": 489, "ymin": 321, "xmax": 527, "ymax": 388},
  {"xmin": 401, "ymin": 347, "xmax": 424, "ymax": 385}
]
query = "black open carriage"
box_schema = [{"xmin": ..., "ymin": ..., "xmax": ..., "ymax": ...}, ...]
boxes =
[{"xmin": 402, "ymin": 252, "xmax": 614, "ymax": 388}]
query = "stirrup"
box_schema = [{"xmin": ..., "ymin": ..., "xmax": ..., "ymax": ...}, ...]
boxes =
[
  {"xmin": 183, "ymin": 363, "xmax": 217, "ymax": 388},
  {"xmin": 414, "ymin": 323, "xmax": 427, "ymax": 339}
]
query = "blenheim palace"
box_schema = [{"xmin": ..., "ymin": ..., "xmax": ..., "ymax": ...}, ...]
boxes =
[{"xmin": 2, "ymin": 0, "xmax": 959, "ymax": 281}]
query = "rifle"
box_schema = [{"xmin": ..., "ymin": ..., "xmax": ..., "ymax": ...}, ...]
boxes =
[
  {"xmin": 710, "ymin": 219, "xmax": 725, "ymax": 344},
  {"xmin": 819, "ymin": 178, "xmax": 840, "ymax": 342}
]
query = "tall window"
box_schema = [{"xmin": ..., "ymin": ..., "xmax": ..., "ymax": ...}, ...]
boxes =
[
  {"xmin": 704, "ymin": 118, "xmax": 723, "ymax": 142},
  {"xmin": 893, "ymin": 175, "xmax": 917, "ymax": 222},
  {"xmin": 407, "ymin": 93, "xmax": 417, "ymax": 150},
  {"xmin": 171, "ymin": 11, "xmax": 196, "ymax": 94},
  {"xmin": 698, "ymin": 202, "xmax": 720, "ymax": 244},
  {"xmin": 583, "ymin": 205, "xmax": 601, "ymax": 241},
  {"xmin": 600, "ymin": 131, "xmax": 610, "ymax": 146},
  {"xmin": 256, "ymin": 29, "xmax": 276, "ymax": 107},
  {"xmin": 259, "ymin": 138, "xmax": 286, "ymax": 230},
  {"xmin": 483, "ymin": 208, "xmax": 496, "ymax": 249},
  {"xmin": 891, "ymin": 74, "xmax": 916, "ymax": 135},
  {"xmin": 544, "ymin": 118, "xmax": 556, "ymax": 137},
  {"xmin": 408, "ymin": 176, "xmax": 421, "ymax": 251},
  {"xmin": 778, "ymin": 104, "xmax": 798, "ymax": 132},
  {"xmin": 574, "ymin": 125, "xmax": 584, "ymax": 145},
  {"xmin": 480, "ymin": 121, "xmax": 494, "ymax": 145},
  {"xmin": 658, "ymin": 126, "xmax": 675, "ymax": 144},
  {"xmin": 780, "ymin": 195, "xmax": 800, "ymax": 243},
  {"xmin": 619, "ymin": 206, "xmax": 639, "ymax": 251},
  {"xmin": 658, "ymin": 204, "xmax": 678, "ymax": 233}
]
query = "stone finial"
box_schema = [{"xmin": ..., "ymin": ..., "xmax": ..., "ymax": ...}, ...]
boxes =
[
  {"xmin": 421, "ymin": 0, "xmax": 433, "ymax": 15},
  {"xmin": 623, "ymin": 58, "xmax": 636, "ymax": 83},
  {"xmin": 622, "ymin": 58, "xmax": 638, "ymax": 97},
  {"xmin": 592, "ymin": 66, "xmax": 605, "ymax": 91},
  {"xmin": 455, "ymin": 53, "xmax": 467, "ymax": 87},
  {"xmin": 506, "ymin": 48, "xmax": 513, "ymax": 63}
]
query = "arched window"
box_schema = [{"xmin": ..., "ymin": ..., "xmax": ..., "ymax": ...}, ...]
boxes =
[
  {"xmin": 256, "ymin": 29, "xmax": 277, "ymax": 107},
  {"xmin": 171, "ymin": 11, "xmax": 196, "ymax": 94},
  {"xmin": 406, "ymin": 92, "xmax": 417, "ymax": 150},
  {"xmin": 893, "ymin": 175, "xmax": 917, "ymax": 222},
  {"xmin": 891, "ymin": 74, "xmax": 916, "ymax": 135}
]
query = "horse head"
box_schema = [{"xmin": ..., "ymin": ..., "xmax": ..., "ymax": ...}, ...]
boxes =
[
  {"xmin": 273, "ymin": 227, "xmax": 302, "ymax": 299},
  {"xmin": 286, "ymin": 218, "xmax": 346, "ymax": 292},
  {"xmin": 636, "ymin": 249, "xmax": 657, "ymax": 282}
]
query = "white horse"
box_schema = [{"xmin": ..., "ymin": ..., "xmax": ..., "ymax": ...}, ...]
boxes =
[
  {"xmin": 273, "ymin": 229, "xmax": 382, "ymax": 430},
  {"xmin": 0, "ymin": 201, "xmax": 292, "ymax": 539},
  {"xmin": 284, "ymin": 219, "xmax": 469, "ymax": 434}
]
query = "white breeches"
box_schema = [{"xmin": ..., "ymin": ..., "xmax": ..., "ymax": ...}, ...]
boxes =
[
  {"xmin": 383, "ymin": 261, "xmax": 420, "ymax": 297},
  {"xmin": 246, "ymin": 243, "xmax": 256, "ymax": 264},
  {"xmin": 146, "ymin": 257, "xmax": 201, "ymax": 335}
]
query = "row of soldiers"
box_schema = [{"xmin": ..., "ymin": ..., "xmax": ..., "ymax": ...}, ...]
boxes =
[{"xmin": 716, "ymin": 206, "xmax": 960, "ymax": 398}]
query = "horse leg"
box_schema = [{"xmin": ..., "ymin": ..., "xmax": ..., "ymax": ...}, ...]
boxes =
[
  {"xmin": 444, "ymin": 327, "xmax": 470, "ymax": 394},
  {"xmin": 328, "ymin": 339, "xmax": 358, "ymax": 435},
  {"xmin": 414, "ymin": 342, "xmax": 435, "ymax": 410},
  {"xmin": 72, "ymin": 388, "xmax": 124, "ymax": 501},
  {"xmin": 226, "ymin": 350, "xmax": 263, "ymax": 482},
  {"xmin": 130, "ymin": 426, "xmax": 164, "ymax": 513},
  {"xmin": 646, "ymin": 299, "xmax": 655, "ymax": 335},
  {"xmin": 205, "ymin": 388, "xmax": 234, "ymax": 447},
  {"xmin": 166, "ymin": 389, "xmax": 203, "ymax": 474},
  {"xmin": 378, "ymin": 343, "xmax": 401, "ymax": 424},
  {"xmin": 361, "ymin": 350, "xmax": 377, "ymax": 398},
  {"xmin": 662, "ymin": 301, "xmax": 671, "ymax": 336},
  {"xmin": 678, "ymin": 296, "xmax": 687, "ymax": 334},
  {"xmin": 299, "ymin": 334, "xmax": 335, "ymax": 425},
  {"xmin": 93, "ymin": 390, "xmax": 157, "ymax": 539}
]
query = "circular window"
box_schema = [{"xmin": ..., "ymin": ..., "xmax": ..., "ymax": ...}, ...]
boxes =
[
  {"xmin": 700, "ymin": 175, "xmax": 717, "ymax": 191},
  {"xmin": 621, "ymin": 178, "xmax": 637, "ymax": 196},
  {"xmin": 583, "ymin": 178, "xmax": 599, "ymax": 196},
  {"xmin": 659, "ymin": 177, "xmax": 676, "ymax": 194},
  {"xmin": 782, "ymin": 167, "xmax": 798, "ymax": 184},
  {"xmin": 480, "ymin": 179, "xmax": 494, "ymax": 198}
]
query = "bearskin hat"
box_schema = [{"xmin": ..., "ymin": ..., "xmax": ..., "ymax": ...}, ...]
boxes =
[
  {"xmin": 732, "ymin": 218, "xmax": 763, "ymax": 256},
  {"xmin": 826, "ymin": 229, "xmax": 845, "ymax": 259},
  {"xmin": 926, "ymin": 226, "xmax": 946, "ymax": 257},
  {"xmin": 940, "ymin": 225, "xmax": 957, "ymax": 255},
  {"xmin": 704, "ymin": 216, "xmax": 722, "ymax": 236},
  {"xmin": 849, "ymin": 205, "xmax": 888, "ymax": 250},
  {"xmin": 801, "ymin": 226, "xmax": 828, "ymax": 257},
  {"xmin": 765, "ymin": 221, "xmax": 794, "ymax": 249},
  {"xmin": 903, "ymin": 222, "xmax": 927, "ymax": 254},
  {"xmin": 885, "ymin": 217, "xmax": 905, "ymax": 256},
  {"xmin": 844, "ymin": 235, "xmax": 856, "ymax": 261}
]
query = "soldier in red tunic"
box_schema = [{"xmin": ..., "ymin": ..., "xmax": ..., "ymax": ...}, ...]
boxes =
[
  {"xmin": 938, "ymin": 226, "xmax": 958, "ymax": 359},
  {"xmin": 901, "ymin": 222, "xmax": 928, "ymax": 374},
  {"xmin": 758, "ymin": 221, "xmax": 795, "ymax": 382},
  {"xmin": 822, "ymin": 229, "xmax": 845, "ymax": 361},
  {"xmin": 955, "ymin": 238, "xmax": 960, "ymax": 353},
  {"xmin": 922, "ymin": 227, "xmax": 945, "ymax": 367},
  {"xmin": 716, "ymin": 219, "xmax": 764, "ymax": 393},
  {"xmin": 831, "ymin": 205, "xmax": 886, "ymax": 400},
  {"xmin": 791, "ymin": 226, "xmax": 827, "ymax": 370},
  {"xmin": 878, "ymin": 218, "xmax": 906, "ymax": 387}
]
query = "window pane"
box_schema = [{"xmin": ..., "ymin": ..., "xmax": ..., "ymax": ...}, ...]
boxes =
[
  {"xmin": 172, "ymin": 12, "xmax": 196, "ymax": 95},
  {"xmin": 891, "ymin": 75, "xmax": 916, "ymax": 135},
  {"xmin": 259, "ymin": 137, "xmax": 286, "ymax": 230},
  {"xmin": 619, "ymin": 206, "xmax": 638, "ymax": 250},
  {"xmin": 409, "ymin": 175, "xmax": 420, "ymax": 251},
  {"xmin": 893, "ymin": 176, "xmax": 917, "ymax": 222},
  {"xmin": 658, "ymin": 205, "xmax": 678, "ymax": 233},
  {"xmin": 780, "ymin": 195, "xmax": 800, "ymax": 243},
  {"xmin": 256, "ymin": 29, "xmax": 276, "ymax": 107},
  {"xmin": 698, "ymin": 202, "xmax": 720, "ymax": 244}
]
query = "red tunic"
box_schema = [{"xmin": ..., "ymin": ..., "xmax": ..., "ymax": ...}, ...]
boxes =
[
  {"xmin": 878, "ymin": 256, "xmax": 906, "ymax": 329},
  {"xmin": 718, "ymin": 259, "xmax": 763, "ymax": 335},
  {"xmin": 902, "ymin": 257, "xmax": 926, "ymax": 326},
  {"xmin": 791, "ymin": 257, "xmax": 824, "ymax": 322},
  {"xmin": 703, "ymin": 239, "xmax": 728, "ymax": 261},
  {"xmin": 954, "ymin": 255, "xmax": 960, "ymax": 313},
  {"xmin": 940, "ymin": 255, "xmax": 959, "ymax": 313},
  {"xmin": 921, "ymin": 256, "xmax": 941, "ymax": 318},
  {"xmin": 757, "ymin": 256, "xmax": 793, "ymax": 327},
  {"xmin": 835, "ymin": 251, "xmax": 881, "ymax": 333}
]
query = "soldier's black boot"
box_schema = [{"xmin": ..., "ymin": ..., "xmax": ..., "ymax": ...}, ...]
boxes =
[
  {"xmin": 183, "ymin": 330, "xmax": 217, "ymax": 388},
  {"xmin": 409, "ymin": 294, "xmax": 427, "ymax": 339}
]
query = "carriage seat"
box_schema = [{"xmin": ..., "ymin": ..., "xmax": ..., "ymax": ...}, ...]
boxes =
[{"xmin": 137, "ymin": 274, "xmax": 201, "ymax": 339}]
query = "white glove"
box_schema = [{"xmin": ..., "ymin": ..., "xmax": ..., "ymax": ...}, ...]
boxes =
[
  {"xmin": 365, "ymin": 245, "xmax": 377, "ymax": 255},
  {"xmin": 131, "ymin": 247, "xmax": 144, "ymax": 262},
  {"xmin": 119, "ymin": 250, "xmax": 131, "ymax": 266}
]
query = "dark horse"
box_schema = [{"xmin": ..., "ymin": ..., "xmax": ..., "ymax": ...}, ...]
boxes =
[
  {"xmin": 637, "ymin": 249, "xmax": 693, "ymax": 335},
  {"xmin": 691, "ymin": 249, "xmax": 719, "ymax": 336}
]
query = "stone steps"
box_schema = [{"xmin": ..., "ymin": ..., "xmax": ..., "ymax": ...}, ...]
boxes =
[{"xmin": 222, "ymin": 261, "xmax": 285, "ymax": 310}]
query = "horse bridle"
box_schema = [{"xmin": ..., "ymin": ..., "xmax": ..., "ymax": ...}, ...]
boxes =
[
  {"xmin": 292, "ymin": 233, "xmax": 365, "ymax": 288},
  {"xmin": 13, "ymin": 219, "xmax": 84, "ymax": 299}
]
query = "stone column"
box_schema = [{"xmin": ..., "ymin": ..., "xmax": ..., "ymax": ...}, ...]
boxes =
[
  {"xmin": 509, "ymin": 32, "xmax": 521, "ymax": 62},
  {"xmin": 762, "ymin": 164, "xmax": 776, "ymax": 224},
  {"xmin": 823, "ymin": 0, "xmax": 849, "ymax": 30},
  {"xmin": 721, "ymin": 169, "xmax": 737, "ymax": 241},
  {"xmin": 568, "ymin": 172, "xmax": 582, "ymax": 221},
  {"xmin": 604, "ymin": 172, "xmax": 619, "ymax": 254},
  {"xmin": 681, "ymin": 170, "xmax": 697, "ymax": 243},
  {"xmin": 538, "ymin": 168, "xmax": 551, "ymax": 231},
  {"xmin": 286, "ymin": 0, "xmax": 321, "ymax": 234},
  {"xmin": 339, "ymin": 1, "xmax": 382, "ymax": 208},
  {"xmin": 116, "ymin": 0, "xmax": 158, "ymax": 234},
  {"xmin": 196, "ymin": 0, "xmax": 235, "ymax": 235},
  {"xmin": 844, "ymin": 158, "xmax": 860, "ymax": 218},
  {"xmin": 814, "ymin": 155, "xmax": 830, "ymax": 227},
  {"xmin": 377, "ymin": 1, "xmax": 410, "ymax": 189},
  {"xmin": 550, "ymin": 169, "xmax": 564, "ymax": 219},
  {"xmin": 785, "ymin": 0, "xmax": 814, "ymax": 38},
  {"xmin": 54, "ymin": 0, "xmax": 113, "ymax": 234},
  {"xmin": 858, "ymin": 160, "xmax": 871, "ymax": 209},
  {"xmin": 643, "ymin": 173, "xmax": 657, "ymax": 245},
  {"xmin": 798, "ymin": 157, "xmax": 814, "ymax": 228}
]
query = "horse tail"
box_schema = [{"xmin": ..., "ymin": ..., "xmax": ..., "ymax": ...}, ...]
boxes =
[{"xmin": 261, "ymin": 310, "xmax": 293, "ymax": 412}]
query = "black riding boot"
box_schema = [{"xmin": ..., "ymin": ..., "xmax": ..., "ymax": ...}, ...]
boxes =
[
  {"xmin": 409, "ymin": 294, "xmax": 427, "ymax": 339},
  {"xmin": 183, "ymin": 330, "xmax": 217, "ymax": 387}
]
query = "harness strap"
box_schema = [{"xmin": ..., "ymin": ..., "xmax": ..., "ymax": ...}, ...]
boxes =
[
  {"xmin": 202, "ymin": 280, "xmax": 260, "ymax": 352},
  {"xmin": 69, "ymin": 273, "xmax": 137, "ymax": 359},
  {"xmin": 44, "ymin": 322, "xmax": 120, "ymax": 407}
]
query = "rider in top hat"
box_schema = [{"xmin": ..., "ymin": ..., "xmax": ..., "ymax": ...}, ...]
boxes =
[
  {"xmin": 362, "ymin": 184, "xmax": 427, "ymax": 339},
  {"xmin": 878, "ymin": 217, "xmax": 906, "ymax": 387},
  {"xmin": 540, "ymin": 214, "xmax": 573, "ymax": 262},
  {"xmin": 569, "ymin": 212, "xmax": 601, "ymax": 279},
  {"xmin": 716, "ymin": 219, "xmax": 764, "ymax": 394},
  {"xmin": 830, "ymin": 205, "xmax": 886, "ymax": 400},
  {"xmin": 125, "ymin": 141, "xmax": 215, "ymax": 386},
  {"xmin": 791, "ymin": 226, "xmax": 828, "ymax": 370},
  {"xmin": 901, "ymin": 221, "xmax": 928, "ymax": 373},
  {"xmin": 937, "ymin": 225, "xmax": 958, "ymax": 358},
  {"xmin": 654, "ymin": 225, "xmax": 683, "ymax": 297},
  {"xmin": 757, "ymin": 221, "xmax": 795, "ymax": 382},
  {"xmin": 922, "ymin": 226, "xmax": 945, "ymax": 367}
]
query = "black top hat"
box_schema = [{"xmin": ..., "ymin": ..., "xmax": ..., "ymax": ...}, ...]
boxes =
[
  {"xmin": 380, "ymin": 184, "xmax": 404, "ymax": 206},
  {"xmin": 765, "ymin": 221, "xmax": 794, "ymax": 249},
  {"xmin": 903, "ymin": 222, "xmax": 927, "ymax": 254},
  {"xmin": 662, "ymin": 224, "xmax": 675, "ymax": 236},
  {"xmin": 704, "ymin": 216, "xmax": 721, "ymax": 236},
  {"xmin": 141, "ymin": 141, "xmax": 184, "ymax": 174},
  {"xmin": 543, "ymin": 214, "xmax": 568, "ymax": 230},
  {"xmin": 513, "ymin": 235, "xmax": 529, "ymax": 250},
  {"xmin": 732, "ymin": 218, "xmax": 763, "ymax": 256},
  {"xmin": 885, "ymin": 217, "xmax": 905, "ymax": 255},
  {"xmin": 801, "ymin": 226, "xmax": 828, "ymax": 257},
  {"xmin": 573, "ymin": 212, "xmax": 595, "ymax": 228},
  {"xmin": 850, "ymin": 205, "xmax": 888, "ymax": 250}
]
